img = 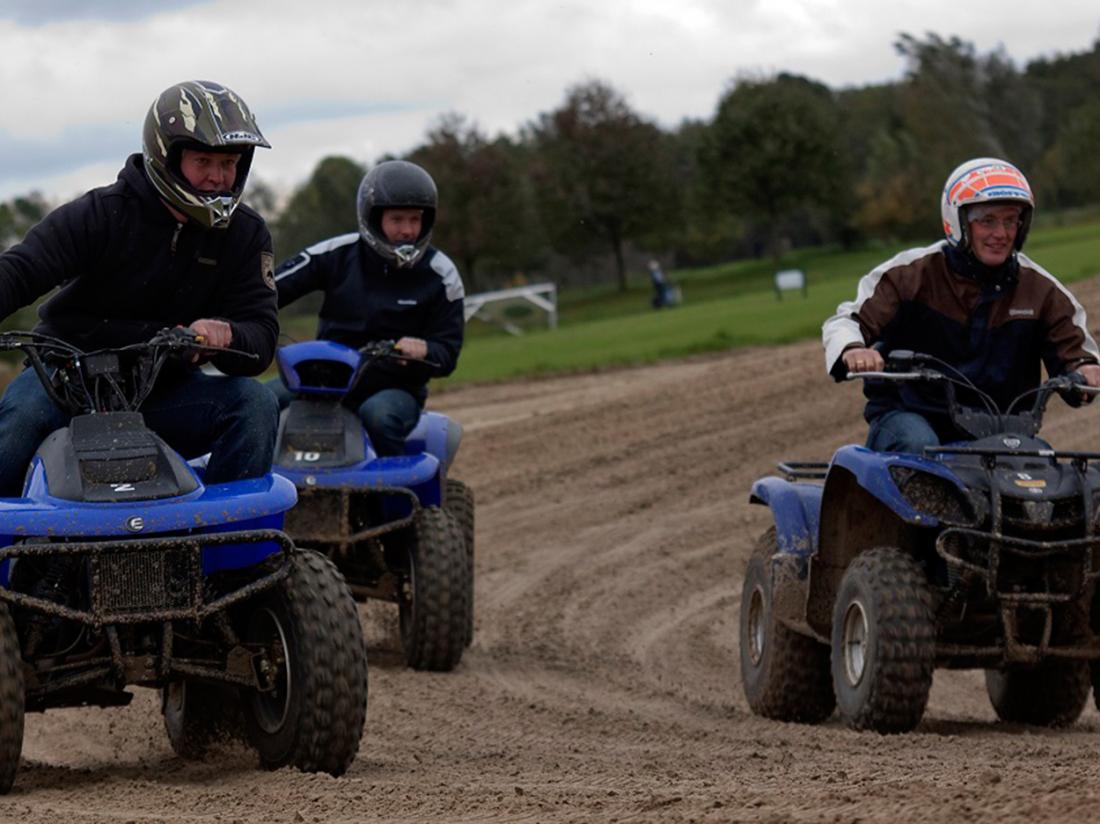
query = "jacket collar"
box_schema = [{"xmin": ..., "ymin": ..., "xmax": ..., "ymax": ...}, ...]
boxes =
[{"xmin": 944, "ymin": 243, "xmax": 1019, "ymax": 289}]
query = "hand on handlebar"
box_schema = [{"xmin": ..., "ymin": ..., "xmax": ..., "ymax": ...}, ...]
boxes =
[
  {"xmin": 394, "ymin": 336, "xmax": 428, "ymax": 364},
  {"xmin": 1077, "ymin": 363, "xmax": 1100, "ymax": 388},
  {"xmin": 1066, "ymin": 363, "xmax": 1100, "ymax": 403},
  {"xmin": 842, "ymin": 346, "xmax": 884, "ymax": 374},
  {"xmin": 185, "ymin": 319, "xmax": 232, "ymax": 363}
]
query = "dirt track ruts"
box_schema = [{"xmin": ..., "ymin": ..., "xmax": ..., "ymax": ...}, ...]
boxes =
[{"xmin": 11, "ymin": 276, "xmax": 1100, "ymax": 822}]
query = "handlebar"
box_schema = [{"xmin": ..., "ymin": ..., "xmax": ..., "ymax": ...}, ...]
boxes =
[
  {"xmin": 0, "ymin": 328, "xmax": 258, "ymax": 415},
  {"xmin": 844, "ymin": 350, "xmax": 1096, "ymax": 439},
  {"xmin": 357, "ymin": 339, "xmax": 442, "ymax": 370}
]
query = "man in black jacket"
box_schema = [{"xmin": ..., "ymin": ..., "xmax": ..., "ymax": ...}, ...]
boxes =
[
  {"xmin": 0, "ymin": 80, "xmax": 279, "ymax": 495},
  {"xmin": 272, "ymin": 160, "xmax": 464, "ymax": 456}
]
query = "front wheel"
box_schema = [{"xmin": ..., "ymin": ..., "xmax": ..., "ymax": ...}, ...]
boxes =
[
  {"xmin": 399, "ymin": 507, "xmax": 469, "ymax": 671},
  {"xmin": 242, "ymin": 550, "xmax": 368, "ymax": 776},
  {"xmin": 0, "ymin": 605, "xmax": 23, "ymax": 794},
  {"xmin": 444, "ymin": 478, "xmax": 475, "ymax": 647},
  {"xmin": 830, "ymin": 547, "xmax": 934, "ymax": 733},
  {"xmin": 739, "ymin": 528, "xmax": 834, "ymax": 723}
]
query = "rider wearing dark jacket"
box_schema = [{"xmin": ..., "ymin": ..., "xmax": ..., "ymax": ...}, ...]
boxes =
[
  {"xmin": 271, "ymin": 160, "xmax": 464, "ymax": 456},
  {"xmin": 274, "ymin": 232, "xmax": 464, "ymax": 406},
  {"xmin": 0, "ymin": 154, "xmax": 277, "ymax": 376},
  {"xmin": 0, "ymin": 80, "xmax": 279, "ymax": 496},
  {"xmin": 823, "ymin": 157, "xmax": 1100, "ymax": 452}
]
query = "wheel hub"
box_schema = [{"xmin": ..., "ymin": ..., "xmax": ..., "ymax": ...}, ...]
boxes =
[
  {"xmin": 841, "ymin": 600, "xmax": 868, "ymax": 687},
  {"xmin": 247, "ymin": 607, "xmax": 293, "ymax": 733},
  {"xmin": 747, "ymin": 584, "xmax": 766, "ymax": 665}
]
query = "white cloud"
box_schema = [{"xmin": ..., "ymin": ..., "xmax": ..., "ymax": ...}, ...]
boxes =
[{"xmin": 0, "ymin": 0, "xmax": 1097, "ymax": 202}]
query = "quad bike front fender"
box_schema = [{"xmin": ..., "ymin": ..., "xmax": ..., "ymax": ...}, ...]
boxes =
[{"xmin": 750, "ymin": 477, "xmax": 823, "ymax": 559}]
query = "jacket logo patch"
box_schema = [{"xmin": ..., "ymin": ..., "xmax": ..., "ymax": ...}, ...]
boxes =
[
  {"xmin": 1008, "ymin": 308, "xmax": 1035, "ymax": 317},
  {"xmin": 261, "ymin": 252, "xmax": 275, "ymax": 290},
  {"xmin": 397, "ymin": 299, "xmax": 418, "ymax": 305}
]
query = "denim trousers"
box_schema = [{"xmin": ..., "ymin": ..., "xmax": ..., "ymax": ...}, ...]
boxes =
[
  {"xmin": 865, "ymin": 409, "xmax": 942, "ymax": 454},
  {"xmin": 0, "ymin": 367, "xmax": 279, "ymax": 496},
  {"xmin": 266, "ymin": 379, "xmax": 421, "ymax": 457}
]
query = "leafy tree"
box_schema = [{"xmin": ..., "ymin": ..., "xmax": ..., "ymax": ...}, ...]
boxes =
[
  {"xmin": 524, "ymin": 79, "xmax": 679, "ymax": 291},
  {"xmin": 1025, "ymin": 42, "xmax": 1100, "ymax": 208},
  {"xmin": 880, "ymin": 34, "xmax": 1043, "ymax": 234},
  {"xmin": 0, "ymin": 192, "xmax": 49, "ymax": 252},
  {"xmin": 1048, "ymin": 99, "xmax": 1100, "ymax": 206},
  {"xmin": 244, "ymin": 178, "xmax": 280, "ymax": 224},
  {"xmin": 408, "ymin": 114, "xmax": 544, "ymax": 292},
  {"xmin": 271, "ymin": 156, "xmax": 365, "ymax": 263},
  {"xmin": 667, "ymin": 118, "xmax": 740, "ymax": 265},
  {"xmin": 705, "ymin": 73, "xmax": 846, "ymax": 263}
]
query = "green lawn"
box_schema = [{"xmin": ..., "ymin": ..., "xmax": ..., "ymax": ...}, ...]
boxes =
[{"xmin": 445, "ymin": 219, "xmax": 1100, "ymax": 387}]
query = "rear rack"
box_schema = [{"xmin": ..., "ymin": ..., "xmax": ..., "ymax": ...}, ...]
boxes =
[{"xmin": 777, "ymin": 461, "xmax": 828, "ymax": 481}]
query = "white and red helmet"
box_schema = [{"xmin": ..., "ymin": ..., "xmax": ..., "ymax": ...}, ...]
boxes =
[{"xmin": 941, "ymin": 157, "xmax": 1034, "ymax": 251}]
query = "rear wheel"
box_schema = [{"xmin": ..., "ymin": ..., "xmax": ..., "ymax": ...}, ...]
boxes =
[
  {"xmin": 0, "ymin": 605, "xmax": 23, "ymax": 794},
  {"xmin": 739, "ymin": 528, "xmax": 834, "ymax": 723},
  {"xmin": 162, "ymin": 681, "xmax": 244, "ymax": 759},
  {"xmin": 830, "ymin": 547, "xmax": 934, "ymax": 733},
  {"xmin": 444, "ymin": 478, "xmax": 475, "ymax": 647},
  {"xmin": 242, "ymin": 550, "xmax": 368, "ymax": 775},
  {"xmin": 986, "ymin": 663, "xmax": 1090, "ymax": 726},
  {"xmin": 399, "ymin": 506, "xmax": 468, "ymax": 671}
]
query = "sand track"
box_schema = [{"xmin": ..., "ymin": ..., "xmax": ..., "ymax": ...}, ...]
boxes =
[{"xmin": 14, "ymin": 276, "xmax": 1100, "ymax": 822}]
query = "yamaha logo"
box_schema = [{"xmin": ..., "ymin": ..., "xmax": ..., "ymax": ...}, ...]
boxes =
[
  {"xmin": 1003, "ymin": 437, "xmax": 1021, "ymax": 449},
  {"xmin": 125, "ymin": 516, "xmax": 145, "ymax": 533}
]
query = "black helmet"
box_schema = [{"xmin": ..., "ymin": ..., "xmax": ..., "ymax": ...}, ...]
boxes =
[
  {"xmin": 142, "ymin": 80, "xmax": 270, "ymax": 229},
  {"xmin": 356, "ymin": 160, "xmax": 437, "ymax": 267}
]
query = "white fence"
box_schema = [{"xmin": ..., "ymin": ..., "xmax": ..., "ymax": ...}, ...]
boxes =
[{"xmin": 464, "ymin": 282, "xmax": 558, "ymax": 335}]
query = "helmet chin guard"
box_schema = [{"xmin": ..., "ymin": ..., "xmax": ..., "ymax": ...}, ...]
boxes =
[{"xmin": 357, "ymin": 161, "xmax": 438, "ymax": 267}]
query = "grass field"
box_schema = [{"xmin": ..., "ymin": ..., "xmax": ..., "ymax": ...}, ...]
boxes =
[
  {"xmin": 442, "ymin": 218, "xmax": 1100, "ymax": 387},
  {"xmin": 9, "ymin": 218, "xmax": 1096, "ymax": 389}
]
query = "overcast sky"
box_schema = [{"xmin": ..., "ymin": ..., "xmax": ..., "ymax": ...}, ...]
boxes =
[{"xmin": 1, "ymin": 0, "xmax": 1098, "ymax": 204}]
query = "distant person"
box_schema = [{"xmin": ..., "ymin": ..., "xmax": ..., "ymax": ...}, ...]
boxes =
[
  {"xmin": 823, "ymin": 156, "xmax": 1100, "ymax": 453},
  {"xmin": 648, "ymin": 259, "xmax": 675, "ymax": 309},
  {"xmin": 0, "ymin": 79, "xmax": 279, "ymax": 495},
  {"xmin": 271, "ymin": 160, "xmax": 465, "ymax": 456}
]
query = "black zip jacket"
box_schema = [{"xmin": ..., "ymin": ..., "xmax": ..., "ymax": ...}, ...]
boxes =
[
  {"xmin": 274, "ymin": 233, "xmax": 464, "ymax": 405},
  {"xmin": 0, "ymin": 154, "xmax": 278, "ymax": 376}
]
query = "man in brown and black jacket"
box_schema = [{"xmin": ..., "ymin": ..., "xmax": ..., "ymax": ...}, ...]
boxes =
[{"xmin": 823, "ymin": 157, "xmax": 1100, "ymax": 453}]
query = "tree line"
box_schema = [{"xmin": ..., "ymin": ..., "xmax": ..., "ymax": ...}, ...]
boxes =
[{"xmin": 4, "ymin": 33, "xmax": 1100, "ymax": 297}]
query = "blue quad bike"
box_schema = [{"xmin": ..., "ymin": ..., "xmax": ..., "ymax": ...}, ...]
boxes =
[
  {"xmin": 272, "ymin": 339, "xmax": 473, "ymax": 672},
  {"xmin": 741, "ymin": 350, "xmax": 1100, "ymax": 733},
  {"xmin": 0, "ymin": 329, "xmax": 368, "ymax": 793}
]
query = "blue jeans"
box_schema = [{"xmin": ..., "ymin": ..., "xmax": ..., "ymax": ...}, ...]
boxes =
[
  {"xmin": 0, "ymin": 368, "xmax": 278, "ymax": 496},
  {"xmin": 866, "ymin": 410, "xmax": 941, "ymax": 454},
  {"xmin": 266, "ymin": 379, "xmax": 421, "ymax": 457}
]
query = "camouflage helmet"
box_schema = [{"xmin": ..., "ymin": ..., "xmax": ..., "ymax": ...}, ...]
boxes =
[
  {"xmin": 356, "ymin": 160, "xmax": 438, "ymax": 267},
  {"xmin": 142, "ymin": 80, "xmax": 270, "ymax": 229}
]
